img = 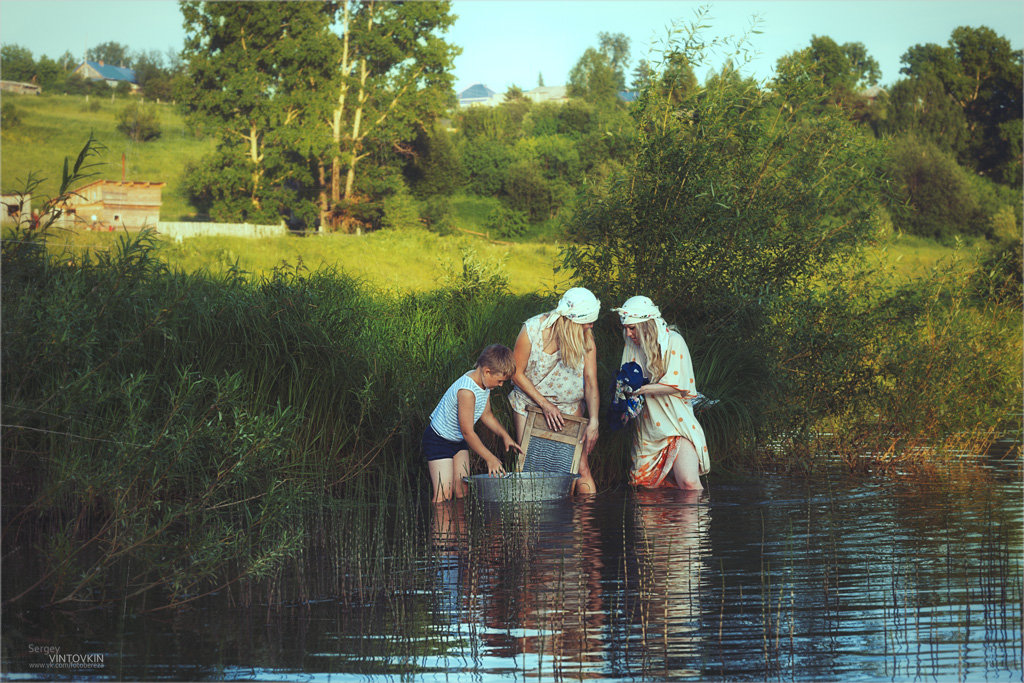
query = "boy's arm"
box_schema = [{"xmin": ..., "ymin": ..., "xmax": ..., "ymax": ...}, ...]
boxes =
[
  {"xmin": 479, "ymin": 396, "xmax": 524, "ymax": 457},
  {"xmin": 457, "ymin": 389, "xmax": 506, "ymax": 475}
]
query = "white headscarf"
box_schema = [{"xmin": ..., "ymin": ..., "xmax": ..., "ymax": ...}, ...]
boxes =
[
  {"xmin": 613, "ymin": 295, "xmax": 671, "ymax": 361},
  {"xmin": 541, "ymin": 287, "xmax": 601, "ymax": 329}
]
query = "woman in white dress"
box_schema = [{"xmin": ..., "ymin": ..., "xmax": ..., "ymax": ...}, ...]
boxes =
[
  {"xmin": 612, "ymin": 296, "xmax": 709, "ymax": 490},
  {"xmin": 509, "ymin": 287, "xmax": 601, "ymax": 494}
]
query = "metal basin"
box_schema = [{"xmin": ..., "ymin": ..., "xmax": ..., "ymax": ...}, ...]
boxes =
[{"xmin": 463, "ymin": 472, "xmax": 579, "ymax": 503}]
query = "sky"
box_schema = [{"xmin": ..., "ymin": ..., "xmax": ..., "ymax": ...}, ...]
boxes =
[{"xmin": 1, "ymin": 0, "xmax": 1022, "ymax": 94}]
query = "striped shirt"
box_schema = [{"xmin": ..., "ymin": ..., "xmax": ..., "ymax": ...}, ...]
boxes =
[{"xmin": 429, "ymin": 373, "xmax": 490, "ymax": 442}]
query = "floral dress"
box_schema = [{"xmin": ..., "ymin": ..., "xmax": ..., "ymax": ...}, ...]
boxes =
[
  {"xmin": 621, "ymin": 330, "xmax": 710, "ymax": 486},
  {"xmin": 509, "ymin": 313, "xmax": 585, "ymax": 417}
]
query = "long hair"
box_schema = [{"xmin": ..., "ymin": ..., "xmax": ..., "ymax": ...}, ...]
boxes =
[
  {"xmin": 551, "ymin": 315, "xmax": 590, "ymax": 370},
  {"xmin": 633, "ymin": 319, "xmax": 667, "ymax": 381}
]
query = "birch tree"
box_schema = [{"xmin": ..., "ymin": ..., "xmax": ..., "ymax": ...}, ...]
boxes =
[{"xmin": 321, "ymin": 1, "xmax": 458, "ymax": 232}]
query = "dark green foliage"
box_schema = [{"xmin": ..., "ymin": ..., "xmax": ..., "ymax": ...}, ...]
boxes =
[
  {"xmin": 504, "ymin": 161, "xmax": 560, "ymax": 222},
  {"xmin": 886, "ymin": 135, "xmax": 994, "ymax": 240},
  {"xmin": 407, "ymin": 121, "xmax": 462, "ymax": 197},
  {"xmin": 460, "ymin": 139, "xmax": 512, "ymax": 196},
  {"xmin": 382, "ymin": 188, "xmax": 422, "ymax": 230},
  {"xmin": 0, "ymin": 225, "xmax": 542, "ymax": 607},
  {"xmin": 116, "ymin": 101, "xmax": 162, "ymax": 142},
  {"xmin": 485, "ymin": 204, "xmax": 528, "ymax": 238},
  {"xmin": 0, "ymin": 44, "xmax": 36, "ymax": 82},
  {"xmin": 422, "ymin": 195, "xmax": 456, "ymax": 235},
  {"xmin": 892, "ymin": 26, "xmax": 1023, "ymax": 186}
]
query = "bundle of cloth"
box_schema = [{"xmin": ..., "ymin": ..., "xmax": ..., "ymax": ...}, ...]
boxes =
[
  {"xmin": 607, "ymin": 361, "xmax": 648, "ymax": 431},
  {"xmin": 607, "ymin": 361, "xmax": 719, "ymax": 432}
]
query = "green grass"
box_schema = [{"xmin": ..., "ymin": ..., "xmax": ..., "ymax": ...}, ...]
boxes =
[
  {"xmin": 38, "ymin": 226, "xmax": 570, "ymax": 295},
  {"xmin": 32, "ymin": 223, "xmax": 984, "ymax": 297},
  {"xmin": 0, "ymin": 93, "xmax": 214, "ymax": 220}
]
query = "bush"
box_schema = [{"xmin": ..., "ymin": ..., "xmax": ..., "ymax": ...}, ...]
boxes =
[
  {"xmin": 422, "ymin": 195, "xmax": 455, "ymax": 235},
  {"xmin": 116, "ymin": 101, "xmax": 162, "ymax": 142},
  {"xmin": 381, "ymin": 188, "xmax": 423, "ymax": 231},
  {"xmin": 0, "ymin": 100, "xmax": 20, "ymax": 127},
  {"xmin": 460, "ymin": 139, "xmax": 512, "ymax": 196},
  {"xmin": 485, "ymin": 205, "xmax": 528, "ymax": 238},
  {"xmin": 886, "ymin": 135, "xmax": 991, "ymax": 240},
  {"xmin": 564, "ymin": 29, "xmax": 886, "ymax": 462},
  {"xmin": 505, "ymin": 161, "xmax": 558, "ymax": 222}
]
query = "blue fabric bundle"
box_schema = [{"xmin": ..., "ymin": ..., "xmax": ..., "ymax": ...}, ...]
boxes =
[{"xmin": 607, "ymin": 361, "xmax": 648, "ymax": 431}]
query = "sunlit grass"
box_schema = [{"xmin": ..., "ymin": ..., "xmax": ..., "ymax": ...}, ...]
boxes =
[
  {"xmin": 34, "ymin": 226, "xmax": 570, "ymax": 295},
  {"xmin": 33, "ymin": 225, "xmax": 978, "ymax": 296}
]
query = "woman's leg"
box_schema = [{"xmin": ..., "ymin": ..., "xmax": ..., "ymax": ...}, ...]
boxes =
[
  {"xmin": 428, "ymin": 458, "xmax": 454, "ymax": 503},
  {"xmin": 571, "ymin": 404, "xmax": 597, "ymax": 495},
  {"xmin": 453, "ymin": 449, "xmax": 471, "ymax": 498},
  {"xmin": 670, "ymin": 438, "xmax": 704, "ymax": 491},
  {"xmin": 512, "ymin": 411, "xmax": 527, "ymax": 470}
]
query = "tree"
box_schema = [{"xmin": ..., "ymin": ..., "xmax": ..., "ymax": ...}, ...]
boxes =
[
  {"xmin": 1, "ymin": 45, "xmax": 35, "ymax": 83},
  {"xmin": 181, "ymin": 2, "xmax": 336, "ymax": 223},
  {"xmin": 564, "ymin": 27, "xmax": 885, "ymax": 454},
  {"xmin": 598, "ymin": 31, "xmax": 631, "ymax": 90},
  {"xmin": 568, "ymin": 47, "xmax": 619, "ymax": 105},
  {"xmin": 318, "ymin": 1, "xmax": 459, "ymax": 231},
  {"xmin": 775, "ymin": 36, "xmax": 879, "ymax": 108},
  {"xmin": 895, "ymin": 26, "xmax": 1022, "ymax": 185},
  {"xmin": 86, "ymin": 41, "xmax": 130, "ymax": 67}
]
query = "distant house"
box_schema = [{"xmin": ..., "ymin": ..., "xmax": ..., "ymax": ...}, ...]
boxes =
[
  {"xmin": 73, "ymin": 60, "xmax": 138, "ymax": 90},
  {"xmin": 526, "ymin": 85, "xmax": 568, "ymax": 104},
  {"xmin": 617, "ymin": 90, "xmax": 639, "ymax": 103},
  {"xmin": 0, "ymin": 80, "xmax": 41, "ymax": 95},
  {"xmin": 62, "ymin": 180, "xmax": 164, "ymax": 229},
  {"xmin": 458, "ymin": 83, "xmax": 497, "ymax": 107}
]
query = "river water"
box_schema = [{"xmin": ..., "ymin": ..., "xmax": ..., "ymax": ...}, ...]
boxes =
[{"xmin": 5, "ymin": 458, "xmax": 1021, "ymax": 681}]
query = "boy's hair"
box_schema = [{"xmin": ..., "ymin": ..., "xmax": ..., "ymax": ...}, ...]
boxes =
[{"xmin": 477, "ymin": 344, "xmax": 516, "ymax": 377}]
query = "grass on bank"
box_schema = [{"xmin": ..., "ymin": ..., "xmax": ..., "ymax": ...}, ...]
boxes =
[
  {"xmin": 33, "ymin": 226, "xmax": 568, "ymax": 295},
  {"xmin": 30, "ymin": 224, "xmax": 987, "ymax": 296}
]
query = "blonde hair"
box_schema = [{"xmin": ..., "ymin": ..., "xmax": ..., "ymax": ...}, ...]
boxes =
[
  {"xmin": 551, "ymin": 315, "xmax": 591, "ymax": 370},
  {"xmin": 632, "ymin": 319, "xmax": 667, "ymax": 381},
  {"xmin": 477, "ymin": 344, "xmax": 516, "ymax": 377}
]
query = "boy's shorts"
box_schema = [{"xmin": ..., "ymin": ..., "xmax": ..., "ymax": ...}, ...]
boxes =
[{"xmin": 421, "ymin": 425, "xmax": 469, "ymax": 462}]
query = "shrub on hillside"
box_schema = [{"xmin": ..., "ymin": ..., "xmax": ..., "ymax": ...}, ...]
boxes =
[
  {"xmin": 1, "ymin": 100, "xmax": 20, "ymax": 127},
  {"xmin": 117, "ymin": 101, "xmax": 162, "ymax": 142}
]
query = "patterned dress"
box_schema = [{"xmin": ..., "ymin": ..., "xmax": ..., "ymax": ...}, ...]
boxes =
[
  {"xmin": 620, "ymin": 330, "xmax": 710, "ymax": 486},
  {"xmin": 509, "ymin": 313, "xmax": 585, "ymax": 417}
]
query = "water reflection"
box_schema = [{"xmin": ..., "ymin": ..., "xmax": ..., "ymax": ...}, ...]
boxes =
[
  {"xmin": 4, "ymin": 465, "xmax": 1021, "ymax": 681},
  {"xmin": 614, "ymin": 488, "xmax": 709, "ymax": 678}
]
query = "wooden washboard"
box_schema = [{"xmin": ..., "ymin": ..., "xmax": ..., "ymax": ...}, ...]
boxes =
[{"xmin": 517, "ymin": 404, "xmax": 586, "ymax": 475}]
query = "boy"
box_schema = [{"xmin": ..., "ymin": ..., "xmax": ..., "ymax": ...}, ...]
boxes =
[{"xmin": 423, "ymin": 344, "xmax": 523, "ymax": 503}]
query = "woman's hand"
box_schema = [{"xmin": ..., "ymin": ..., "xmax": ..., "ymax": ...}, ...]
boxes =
[
  {"xmin": 582, "ymin": 419, "xmax": 599, "ymax": 456},
  {"xmin": 541, "ymin": 400, "xmax": 565, "ymax": 431}
]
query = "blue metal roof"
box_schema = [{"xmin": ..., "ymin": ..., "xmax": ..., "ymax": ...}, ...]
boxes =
[
  {"xmin": 458, "ymin": 83, "xmax": 495, "ymax": 100},
  {"xmin": 83, "ymin": 61, "xmax": 136, "ymax": 83}
]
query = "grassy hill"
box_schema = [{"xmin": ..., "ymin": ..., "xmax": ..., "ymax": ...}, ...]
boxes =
[{"xmin": 1, "ymin": 93, "xmax": 214, "ymax": 220}]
